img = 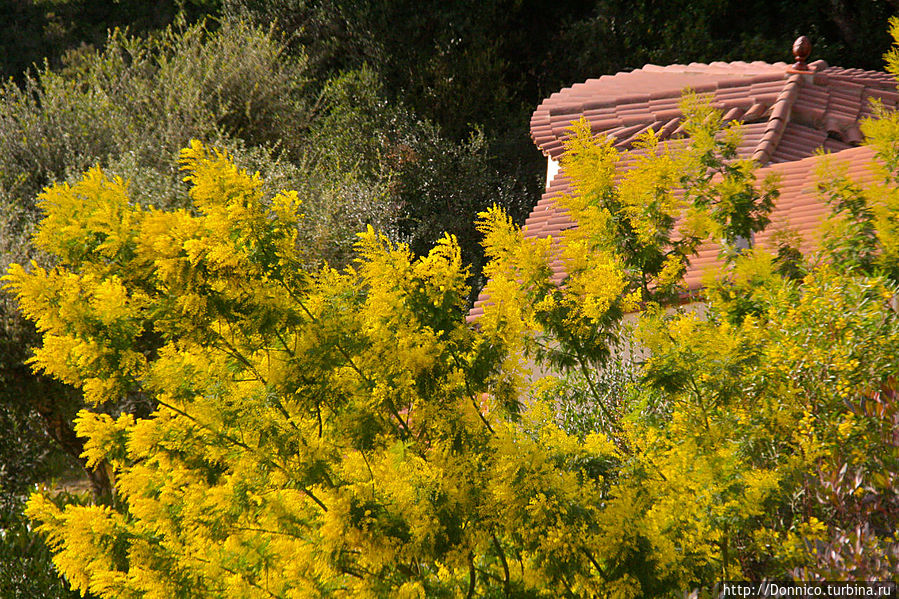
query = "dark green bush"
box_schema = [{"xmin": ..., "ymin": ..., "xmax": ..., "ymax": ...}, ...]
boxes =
[
  {"xmin": 307, "ymin": 67, "xmax": 533, "ymax": 287},
  {"xmin": 0, "ymin": 0, "xmax": 219, "ymax": 82}
]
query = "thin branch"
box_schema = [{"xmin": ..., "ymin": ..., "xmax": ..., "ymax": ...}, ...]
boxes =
[
  {"xmin": 686, "ymin": 370, "xmax": 712, "ymax": 434},
  {"xmin": 467, "ymin": 553, "xmax": 476, "ymax": 599},
  {"xmin": 316, "ymin": 398, "xmax": 323, "ymax": 438},
  {"xmin": 273, "ymin": 328, "xmax": 296, "ymax": 358},
  {"xmin": 449, "ymin": 349, "xmax": 495, "ymax": 434},
  {"xmin": 492, "ymin": 533, "xmax": 511, "ymax": 598},
  {"xmin": 192, "ymin": 554, "xmax": 282, "ymax": 599},
  {"xmin": 215, "ymin": 331, "xmax": 268, "ymax": 386},
  {"xmin": 573, "ymin": 345, "xmax": 629, "ymax": 457},
  {"xmin": 231, "ymin": 526, "xmax": 306, "ymax": 538},
  {"xmin": 582, "ymin": 548, "xmax": 607, "ymax": 579}
]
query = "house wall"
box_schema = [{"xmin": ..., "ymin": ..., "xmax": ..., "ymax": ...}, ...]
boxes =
[{"xmin": 545, "ymin": 156, "xmax": 560, "ymax": 190}]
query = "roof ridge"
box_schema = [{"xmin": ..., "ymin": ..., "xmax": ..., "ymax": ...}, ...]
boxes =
[
  {"xmin": 752, "ymin": 73, "xmax": 802, "ymax": 165},
  {"xmin": 641, "ymin": 60, "xmax": 789, "ymax": 74},
  {"xmin": 822, "ymin": 65, "xmax": 896, "ymax": 82}
]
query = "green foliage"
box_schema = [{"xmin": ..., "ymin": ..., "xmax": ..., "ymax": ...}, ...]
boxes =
[
  {"xmin": 0, "ymin": 396, "xmax": 74, "ymax": 501},
  {"xmin": 550, "ymin": 0, "xmax": 894, "ymax": 84},
  {"xmin": 224, "ymin": 0, "xmax": 529, "ymax": 140},
  {"xmin": 307, "ymin": 66, "xmax": 531, "ymax": 288}
]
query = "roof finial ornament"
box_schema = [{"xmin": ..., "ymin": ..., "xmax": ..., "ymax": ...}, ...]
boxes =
[{"xmin": 791, "ymin": 35, "xmax": 812, "ymax": 72}]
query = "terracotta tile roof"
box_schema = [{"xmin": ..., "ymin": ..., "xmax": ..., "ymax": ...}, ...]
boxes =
[
  {"xmin": 531, "ymin": 61, "xmax": 896, "ymax": 162},
  {"xmin": 469, "ymin": 60, "xmax": 891, "ymax": 322}
]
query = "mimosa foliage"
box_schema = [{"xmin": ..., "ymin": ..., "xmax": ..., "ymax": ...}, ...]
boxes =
[{"xmin": 7, "ymin": 90, "xmax": 899, "ymax": 598}]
